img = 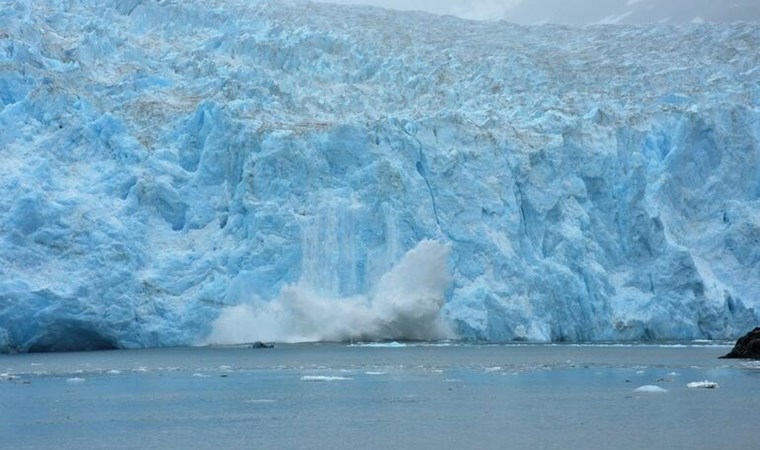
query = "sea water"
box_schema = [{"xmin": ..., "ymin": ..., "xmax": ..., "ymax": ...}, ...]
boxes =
[{"xmin": 1, "ymin": 343, "xmax": 758, "ymax": 449}]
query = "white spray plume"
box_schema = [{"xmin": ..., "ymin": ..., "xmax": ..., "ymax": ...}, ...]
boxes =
[{"xmin": 205, "ymin": 239, "xmax": 454, "ymax": 344}]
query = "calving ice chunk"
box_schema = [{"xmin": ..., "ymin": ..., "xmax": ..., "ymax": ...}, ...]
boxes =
[
  {"xmin": 206, "ymin": 240, "xmax": 453, "ymax": 344},
  {"xmin": 0, "ymin": 0, "xmax": 758, "ymax": 351}
]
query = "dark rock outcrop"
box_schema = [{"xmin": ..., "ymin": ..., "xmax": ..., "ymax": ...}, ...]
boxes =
[{"xmin": 720, "ymin": 327, "xmax": 760, "ymax": 359}]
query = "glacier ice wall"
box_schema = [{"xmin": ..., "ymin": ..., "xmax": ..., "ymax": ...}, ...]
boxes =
[{"xmin": 1, "ymin": 0, "xmax": 759, "ymax": 350}]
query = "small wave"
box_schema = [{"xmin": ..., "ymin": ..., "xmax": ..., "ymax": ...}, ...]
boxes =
[
  {"xmin": 352, "ymin": 341, "xmax": 407, "ymax": 348},
  {"xmin": 301, "ymin": 375, "xmax": 353, "ymax": 382},
  {"xmin": 1, "ymin": 373, "xmax": 20, "ymax": 381}
]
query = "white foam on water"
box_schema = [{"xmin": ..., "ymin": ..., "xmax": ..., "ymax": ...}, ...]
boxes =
[
  {"xmin": 66, "ymin": 377, "xmax": 86, "ymax": 384},
  {"xmin": 301, "ymin": 375, "xmax": 354, "ymax": 382},
  {"xmin": 106, "ymin": 370, "xmax": 121, "ymax": 375},
  {"xmin": 352, "ymin": 342, "xmax": 408, "ymax": 348}
]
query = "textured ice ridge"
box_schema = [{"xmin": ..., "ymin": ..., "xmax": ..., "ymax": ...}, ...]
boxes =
[{"xmin": 1, "ymin": 0, "xmax": 759, "ymax": 351}]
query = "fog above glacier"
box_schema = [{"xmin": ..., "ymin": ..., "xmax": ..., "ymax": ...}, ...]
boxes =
[{"xmin": 316, "ymin": 0, "xmax": 760, "ymax": 24}]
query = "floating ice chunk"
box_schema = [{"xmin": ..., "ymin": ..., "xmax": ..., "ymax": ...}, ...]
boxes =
[
  {"xmin": 633, "ymin": 385, "xmax": 668, "ymax": 393},
  {"xmin": 66, "ymin": 377, "xmax": 86, "ymax": 384},
  {"xmin": 300, "ymin": 375, "xmax": 353, "ymax": 382},
  {"xmin": 686, "ymin": 381, "xmax": 719, "ymax": 389}
]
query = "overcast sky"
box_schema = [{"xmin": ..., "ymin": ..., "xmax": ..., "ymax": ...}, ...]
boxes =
[{"xmin": 313, "ymin": 0, "xmax": 760, "ymax": 24}]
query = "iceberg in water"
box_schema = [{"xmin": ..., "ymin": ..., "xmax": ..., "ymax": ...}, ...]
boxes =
[
  {"xmin": 633, "ymin": 385, "xmax": 668, "ymax": 393},
  {"xmin": 1, "ymin": 0, "xmax": 759, "ymax": 351},
  {"xmin": 686, "ymin": 381, "xmax": 719, "ymax": 389}
]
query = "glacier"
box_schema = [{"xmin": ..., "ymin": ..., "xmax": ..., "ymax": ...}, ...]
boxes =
[{"xmin": 1, "ymin": 0, "xmax": 759, "ymax": 352}]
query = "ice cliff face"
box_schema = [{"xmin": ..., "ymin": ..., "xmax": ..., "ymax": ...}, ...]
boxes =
[{"xmin": 1, "ymin": 0, "xmax": 759, "ymax": 351}]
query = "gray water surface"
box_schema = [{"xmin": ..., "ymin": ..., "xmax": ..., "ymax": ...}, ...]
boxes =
[{"xmin": 1, "ymin": 343, "xmax": 758, "ymax": 449}]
